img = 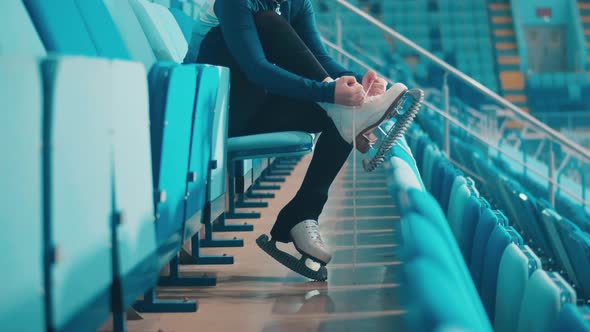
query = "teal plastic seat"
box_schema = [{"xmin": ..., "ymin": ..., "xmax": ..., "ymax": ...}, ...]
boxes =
[
  {"xmin": 470, "ymin": 208, "xmax": 501, "ymax": 290},
  {"xmin": 541, "ymin": 209, "xmax": 580, "ymax": 289},
  {"xmin": 109, "ymin": 60, "xmax": 159, "ymax": 308},
  {"xmin": 148, "ymin": 62, "xmax": 195, "ymax": 251},
  {"xmin": 130, "ymin": 0, "xmax": 188, "ymax": 62},
  {"xmin": 517, "ymin": 270, "xmax": 577, "ymax": 332},
  {"xmin": 102, "ymin": 0, "xmax": 156, "ymax": 68},
  {"xmin": 480, "ymin": 223, "xmax": 513, "ymax": 321},
  {"xmin": 495, "ymin": 244, "xmax": 542, "ymax": 332},
  {"xmin": 552, "ymin": 303, "xmax": 590, "ymax": 332},
  {"xmin": 0, "ymin": 1, "xmax": 46, "ymax": 56},
  {"xmin": 446, "ymin": 176, "xmax": 468, "ymax": 239},
  {"xmin": 43, "ymin": 57, "xmax": 114, "ymax": 331},
  {"xmin": 0, "ymin": 58, "xmax": 45, "ymax": 332},
  {"xmin": 227, "ymin": 131, "xmax": 315, "ymax": 160}
]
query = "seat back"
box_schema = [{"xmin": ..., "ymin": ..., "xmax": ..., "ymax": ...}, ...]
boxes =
[
  {"xmin": 480, "ymin": 223, "xmax": 512, "ymax": 321},
  {"xmin": 541, "ymin": 209, "xmax": 579, "ymax": 287},
  {"xmin": 184, "ymin": 65, "xmax": 218, "ymax": 239},
  {"xmin": 0, "ymin": 1, "xmax": 46, "ymax": 56},
  {"xmin": 23, "ymin": 0, "xmax": 97, "ymax": 54},
  {"xmin": 102, "ymin": 0, "xmax": 157, "ymax": 68},
  {"xmin": 43, "ymin": 57, "xmax": 113, "ymax": 331},
  {"xmin": 73, "ymin": 0, "xmax": 130, "ymax": 58},
  {"xmin": 495, "ymin": 244, "xmax": 541, "ymax": 332},
  {"xmin": 130, "ymin": 0, "xmax": 187, "ymax": 62},
  {"xmin": 109, "ymin": 60, "xmax": 159, "ymax": 307},
  {"xmin": 148, "ymin": 63, "xmax": 196, "ymax": 247},
  {"xmin": 208, "ymin": 67, "xmax": 231, "ymax": 218},
  {"xmin": 169, "ymin": 7, "xmax": 194, "ymax": 42},
  {"xmin": 565, "ymin": 231, "xmax": 590, "ymax": 300},
  {"xmin": 447, "ymin": 176, "xmax": 469, "ymax": 239},
  {"xmin": 517, "ymin": 270, "xmax": 576, "ymax": 332},
  {"xmin": 552, "ymin": 303, "xmax": 590, "ymax": 332},
  {"xmin": 0, "ymin": 58, "xmax": 45, "ymax": 332},
  {"xmin": 469, "ymin": 208, "xmax": 499, "ymax": 289}
]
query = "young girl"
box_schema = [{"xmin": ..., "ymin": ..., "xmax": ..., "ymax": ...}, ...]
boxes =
[{"xmin": 185, "ymin": 0, "xmax": 409, "ymax": 277}]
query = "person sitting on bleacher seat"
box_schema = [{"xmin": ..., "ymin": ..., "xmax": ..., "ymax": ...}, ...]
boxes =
[{"xmin": 185, "ymin": 0, "xmax": 410, "ymax": 277}]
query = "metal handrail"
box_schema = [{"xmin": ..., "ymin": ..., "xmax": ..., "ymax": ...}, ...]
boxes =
[
  {"xmin": 333, "ymin": 0, "xmax": 590, "ymax": 162},
  {"xmin": 322, "ymin": 35, "xmax": 590, "ymax": 208}
]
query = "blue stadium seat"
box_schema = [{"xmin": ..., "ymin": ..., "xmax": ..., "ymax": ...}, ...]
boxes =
[
  {"xmin": 169, "ymin": 7, "xmax": 194, "ymax": 42},
  {"xmin": 517, "ymin": 270, "xmax": 576, "ymax": 332},
  {"xmin": 470, "ymin": 208, "xmax": 502, "ymax": 290},
  {"xmin": 541, "ymin": 209, "xmax": 580, "ymax": 290},
  {"xmin": 23, "ymin": 0, "xmax": 97, "ymax": 55},
  {"xmin": 447, "ymin": 176, "xmax": 469, "ymax": 239},
  {"xmin": 552, "ymin": 303, "xmax": 590, "ymax": 332},
  {"xmin": 43, "ymin": 57, "xmax": 114, "ymax": 331},
  {"xmin": 0, "ymin": 58, "xmax": 45, "ymax": 332},
  {"xmin": 102, "ymin": 0, "xmax": 157, "ymax": 68},
  {"xmin": 495, "ymin": 244, "xmax": 542, "ymax": 332},
  {"xmin": 0, "ymin": 1, "xmax": 46, "ymax": 56},
  {"xmin": 480, "ymin": 223, "xmax": 513, "ymax": 321},
  {"xmin": 130, "ymin": 0, "xmax": 188, "ymax": 62},
  {"xmin": 109, "ymin": 60, "xmax": 160, "ymax": 308},
  {"xmin": 564, "ymin": 231, "xmax": 590, "ymax": 301},
  {"xmin": 148, "ymin": 62, "xmax": 195, "ymax": 250},
  {"xmin": 404, "ymin": 256, "xmax": 486, "ymax": 332}
]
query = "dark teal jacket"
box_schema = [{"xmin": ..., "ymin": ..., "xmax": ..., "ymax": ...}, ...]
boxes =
[{"xmin": 195, "ymin": 0, "xmax": 361, "ymax": 103}]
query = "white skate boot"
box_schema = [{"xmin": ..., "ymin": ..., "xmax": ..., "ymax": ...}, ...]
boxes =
[
  {"xmin": 256, "ymin": 219, "xmax": 331, "ymax": 281},
  {"xmin": 290, "ymin": 219, "xmax": 332, "ymax": 264},
  {"xmin": 319, "ymin": 83, "xmax": 424, "ymax": 172}
]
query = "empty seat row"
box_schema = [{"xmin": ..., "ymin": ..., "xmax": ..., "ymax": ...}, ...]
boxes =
[{"xmin": 404, "ymin": 123, "xmax": 590, "ymax": 331}]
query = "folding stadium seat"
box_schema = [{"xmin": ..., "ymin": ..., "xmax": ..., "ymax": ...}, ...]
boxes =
[
  {"xmin": 480, "ymin": 223, "xmax": 513, "ymax": 321},
  {"xmin": 469, "ymin": 209, "xmax": 508, "ymax": 291},
  {"xmin": 0, "ymin": 1, "xmax": 46, "ymax": 56},
  {"xmin": 108, "ymin": 60, "xmax": 161, "ymax": 309},
  {"xmin": 169, "ymin": 7, "xmax": 194, "ymax": 42},
  {"xmin": 495, "ymin": 244, "xmax": 542, "ymax": 332},
  {"xmin": 541, "ymin": 209, "xmax": 580, "ymax": 291},
  {"xmin": 130, "ymin": 0, "xmax": 188, "ymax": 62},
  {"xmin": 552, "ymin": 303, "xmax": 590, "ymax": 331},
  {"xmin": 398, "ymin": 190, "xmax": 491, "ymax": 329},
  {"xmin": 404, "ymin": 255, "xmax": 488, "ymax": 332},
  {"xmin": 517, "ymin": 270, "xmax": 577, "ymax": 332},
  {"xmin": 402, "ymin": 211, "xmax": 492, "ymax": 331},
  {"xmin": 0, "ymin": 58, "xmax": 45, "ymax": 332},
  {"xmin": 43, "ymin": 56, "xmax": 114, "ymax": 331},
  {"xmin": 563, "ymin": 231, "xmax": 590, "ymax": 301}
]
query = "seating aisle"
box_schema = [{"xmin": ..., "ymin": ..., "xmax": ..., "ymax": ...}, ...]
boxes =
[{"xmin": 100, "ymin": 153, "xmax": 406, "ymax": 332}]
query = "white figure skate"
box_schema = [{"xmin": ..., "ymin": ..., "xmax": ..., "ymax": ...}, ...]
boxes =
[
  {"xmin": 256, "ymin": 220, "xmax": 330, "ymax": 281},
  {"xmin": 319, "ymin": 83, "xmax": 424, "ymax": 172}
]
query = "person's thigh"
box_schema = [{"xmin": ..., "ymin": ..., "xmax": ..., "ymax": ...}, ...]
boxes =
[{"xmin": 239, "ymin": 95, "xmax": 332, "ymax": 137}]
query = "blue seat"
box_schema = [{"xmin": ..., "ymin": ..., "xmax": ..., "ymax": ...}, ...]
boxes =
[
  {"xmin": 552, "ymin": 303, "xmax": 590, "ymax": 332},
  {"xmin": 109, "ymin": 60, "xmax": 160, "ymax": 308},
  {"xmin": 541, "ymin": 209, "xmax": 580, "ymax": 289},
  {"xmin": 0, "ymin": 58, "xmax": 45, "ymax": 332},
  {"xmin": 23, "ymin": 0, "xmax": 97, "ymax": 54},
  {"xmin": 169, "ymin": 7, "xmax": 194, "ymax": 42},
  {"xmin": 0, "ymin": 1, "xmax": 46, "ymax": 56},
  {"xmin": 564, "ymin": 231, "xmax": 590, "ymax": 301},
  {"xmin": 517, "ymin": 270, "xmax": 577, "ymax": 332},
  {"xmin": 470, "ymin": 208, "xmax": 502, "ymax": 290},
  {"xmin": 455, "ymin": 191, "xmax": 483, "ymax": 262},
  {"xmin": 495, "ymin": 244, "xmax": 542, "ymax": 332},
  {"xmin": 148, "ymin": 62, "xmax": 195, "ymax": 251},
  {"xmin": 480, "ymin": 223, "xmax": 513, "ymax": 321},
  {"xmin": 402, "ymin": 212, "xmax": 492, "ymax": 331},
  {"xmin": 404, "ymin": 256, "xmax": 485, "ymax": 332},
  {"xmin": 43, "ymin": 57, "xmax": 114, "ymax": 331},
  {"xmin": 446, "ymin": 176, "xmax": 469, "ymax": 240}
]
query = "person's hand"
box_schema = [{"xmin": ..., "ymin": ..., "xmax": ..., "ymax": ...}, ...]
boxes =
[
  {"xmin": 334, "ymin": 76, "xmax": 365, "ymax": 106},
  {"xmin": 362, "ymin": 70, "xmax": 387, "ymax": 97}
]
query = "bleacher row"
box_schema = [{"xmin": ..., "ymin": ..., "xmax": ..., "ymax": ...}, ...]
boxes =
[
  {"xmin": 1, "ymin": 0, "xmax": 316, "ymax": 331},
  {"xmin": 383, "ymin": 119, "xmax": 590, "ymax": 330}
]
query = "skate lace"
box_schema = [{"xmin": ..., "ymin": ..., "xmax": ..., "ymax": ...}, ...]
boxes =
[{"xmin": 304, "ymin": 222, "xmax": 325, "ymax": 246}]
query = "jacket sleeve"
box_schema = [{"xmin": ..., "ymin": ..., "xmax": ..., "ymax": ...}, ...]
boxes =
[
  {"xmin": 291, "ymin": 0, "xmax": 364, "ymax": 83},
  {"xmin": 214, "ymin": 0, "xmax": 336, "ymax": 102}
]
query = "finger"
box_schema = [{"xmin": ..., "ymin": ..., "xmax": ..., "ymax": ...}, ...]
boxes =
[{"xmin": 342, "ymin": 76, "xmax": 357, "ymax": 86}]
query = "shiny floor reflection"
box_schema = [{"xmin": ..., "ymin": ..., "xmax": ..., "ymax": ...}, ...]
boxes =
[{"xmin": 101, "ymin": 155, "xmax": 407, "ymax": 332}]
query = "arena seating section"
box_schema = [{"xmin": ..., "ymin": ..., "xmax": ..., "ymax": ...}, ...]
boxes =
[{"xmin": 0, "ymin": 0, "xmax": 589, "ymax": 331}]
